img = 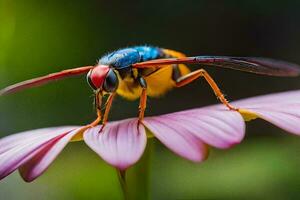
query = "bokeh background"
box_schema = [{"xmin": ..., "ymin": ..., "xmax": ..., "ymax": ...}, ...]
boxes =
[{"xmin": 1, "ymin": 0, "xmax": 300, "ymax": 199}]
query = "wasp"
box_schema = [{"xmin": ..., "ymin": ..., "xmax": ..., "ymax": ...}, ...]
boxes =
[{"xmin": 1, "ymin": 46, "xmax": 299, "ymax": 127}]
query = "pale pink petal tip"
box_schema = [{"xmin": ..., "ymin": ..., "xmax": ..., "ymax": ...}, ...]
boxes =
[
  {"xmin": 233, "ymin": 90, "xmax": 300, "ymax": 135},
  {"xmin": 144, "ymin": 107, "xmax": 245, "ymax": 154},
  {"xmin": 0, "ymin": 126, "xmax": 79, "ymax": 182},
  {"xmin": 83, "ymin": 119, "xmax": 147, "ymax": 170}
]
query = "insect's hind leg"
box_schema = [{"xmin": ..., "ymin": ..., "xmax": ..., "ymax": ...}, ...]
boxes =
[{"xmin": 175, "ymin": 68, "xmax": 238, "ymax": 111}]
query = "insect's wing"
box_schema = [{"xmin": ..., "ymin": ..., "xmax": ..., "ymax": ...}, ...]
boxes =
[
  {"xmin": 133, "ymin": 56, "xmax": 300, "ymax": 77},
  {"xmin": 0, "ymin": 66, "xmax": 93, "ymax": 95}
]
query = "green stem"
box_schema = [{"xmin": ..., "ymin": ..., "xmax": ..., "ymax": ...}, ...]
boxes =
[
  {"xmin": 116, "ymin": 138, "xmax": 154, "ymax": 200},
  {"xmin": 117, "ymin": 169, "xmax": 129, "ymax": 200}
]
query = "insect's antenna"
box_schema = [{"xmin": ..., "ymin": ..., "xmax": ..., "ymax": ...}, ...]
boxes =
[{"xmin": 0, "ymin": 66, "xmax": 94, "ymax": 96}]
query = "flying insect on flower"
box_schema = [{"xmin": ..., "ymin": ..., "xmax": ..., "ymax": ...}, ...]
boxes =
[
  {"xmin": 1, "ymin": 46, "xmax": 300, "ymax": 182},
  {"xmin": 1, "ymin": 46, "xmax": 299, "ymax": 127}
]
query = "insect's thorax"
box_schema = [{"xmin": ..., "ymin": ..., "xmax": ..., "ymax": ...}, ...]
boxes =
[
  {"xmin": 99, "ymin": 46, "xmax": 189, "ymax": 100},
  {"xmin": 99, "ymin": 46, "xmax": 162, "ymax": 68}
]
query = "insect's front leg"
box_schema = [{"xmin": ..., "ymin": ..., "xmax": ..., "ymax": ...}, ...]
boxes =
[
  {"xmin": 94, "ymin": 90, "xmax": 102, "ymax": 113},
  {"xmin": 75, "ymin": 90, "xmax": 103, "ymax": 135},
  {"xmin": 137, "ymin": 76, "xmax": 148, "ymax": 121},
  {"xmin": 175, "ymin": 69, "xmax": 238, "ymax": 111},
  {"xmin": 100, "ymin": 92, "xmax": 116, "ymax": 131},
  {"xmin": 88, "ymin": 90, "xmax": 102, "ymax": 126}
]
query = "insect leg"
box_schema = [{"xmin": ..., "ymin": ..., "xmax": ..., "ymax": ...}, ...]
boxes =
[
  {"xmin": 171, "ymin": 64, "xmax": 182, "ymax": 81},
  {"xmin": 98, "ymin": 92, "xmax": 116, "ymax": 132},
  {"xmin": 73, "ymin": 92, "xmax": 113, "ymax": 136},
  {"xmin": 92, "ymin": 91, "xmax": 102, "ymax": 127},
  {"xmin": 74, "ymin": 91, "xmax": 102, "ymax": 138},
  {"xmin": 138, "ymin": 76, "xmax": 148, "ymax": 121},
  {"xmin": 102, "ymin": 93, "xmax": 116, "ymax": 126},
  {"xmin": 175, "ymin": 69, "xmax": 238, "ymax": 111},
  {"xmin": 71, "ymin": 109, "xmax": 102, "ymax": 140},
  {"xmin": 94, "ymin": 90, "xmax": 103, "ymax": 112}
]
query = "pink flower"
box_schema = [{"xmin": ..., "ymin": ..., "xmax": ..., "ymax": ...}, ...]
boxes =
[{"xmin": 1, "ymin": 90, "xmax": 300, "ymax": 182}]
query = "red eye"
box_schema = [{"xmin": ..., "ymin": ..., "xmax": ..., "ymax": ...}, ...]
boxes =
[{"xmin": 87, "ymin": 65, "xmax": 110, "ymax": 90}]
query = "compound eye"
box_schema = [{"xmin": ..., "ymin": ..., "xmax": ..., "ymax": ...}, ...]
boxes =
[
  {"xmin": 103, "ymin": 69, "xmax": 119, "ymax": 92},
  {"xmin": 86, "ymin": 65, "xmax": 110, "ymax": 91}
]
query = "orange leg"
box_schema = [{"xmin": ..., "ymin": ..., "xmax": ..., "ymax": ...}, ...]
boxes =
[
  {"xmin": 86, "ymin": 90, "xmax": 102, "ymax": 128},
  {"xmin": 74, "ymin": 107, "xmax": 102, "ymax": 139},
  {"xmin": 101, "ymin": 92, "xmax": 116, "ymax": 127},
  {"xmin": 92, "ymin": 90, "xmax": 103, "ymax": 126},
  {"xmin": 138, "ymin": 88, "xmax": 147, "ymax": 121},
  {"xmin": 83, "ymin": 91, "xmax": 103, "ymax": 128},
  {"xmin": 97, "ymin": 92, "xmax": 116, "ymax": 132},
  {"xmin": 95, "ymin": 90, "xmax": 102, "ymax": 111},
  {"xmin": 73, "ymin": 91, "xmax": 115, "ymax": 137},
  {"xmin": 175, "ymin": 69, "xmax": 238, "ymax": 111}
]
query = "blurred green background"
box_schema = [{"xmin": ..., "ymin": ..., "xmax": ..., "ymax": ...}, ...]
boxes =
[{"xmin": 1, "ymin": 0, "xmax": 300, "ymax": 199}]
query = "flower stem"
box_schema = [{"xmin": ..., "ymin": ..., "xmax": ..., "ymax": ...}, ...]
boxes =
[
  {"xmin": 116, "ymin": 138, "xmax": 154, "ymax": 200},
  {"xmin": 117, "ymin": 169, "xmax": 129, "ymax": 200}
]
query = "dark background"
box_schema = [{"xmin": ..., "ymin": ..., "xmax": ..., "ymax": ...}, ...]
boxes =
[{"xmin": 0, "ymin": 0, "xmax": 300, "ymax": 199}]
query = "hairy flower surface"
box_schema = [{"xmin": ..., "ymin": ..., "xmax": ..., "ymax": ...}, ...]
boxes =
[{"xmin": 0, "ymin": 90, "xmax": 300, "ymax": 182}]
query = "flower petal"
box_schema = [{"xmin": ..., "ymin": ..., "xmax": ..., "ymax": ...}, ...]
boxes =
[
  {"xmin": 0, "ymin": 127, "xmax": 76, "ymax": 154},
  {"xmin": 143, "ymin": 118, "xmax": 209, "ymax": 162},
  {"xmin": 233, "ymin": 90, "xmax": 300, "ymax": 135},
  {"xmin": 18, "ymin": 128, "xmax": 81, "ymax": 182},
  {"xmin": 83, "ymin": 119, "xmax": 147, "ymax": 170},
  {"xmin": 239, "ymin": 105, "xmax": 300, "ymax": 135},
  {"xmin": 0, "ymin": 127, "xmax": 77, "ymax": 180},
  {"xmin": 144, "ymin": 107, "xmax": 245, "ymax": 151},
  {"xmin": 233, "ymin": 90, "xmax": 300, "ymax": 107}
]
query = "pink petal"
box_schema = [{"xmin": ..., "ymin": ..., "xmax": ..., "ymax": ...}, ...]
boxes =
[
  {"xmin": 233, "ymin": 90, "xmax": 300, "ymax": 107},
  {"xmin": 231, "ymin": 90, "xmax": 300, "ymax": 135},
  {"xmin": 19, "ymin": 128, "xmax": 81, "ymax": 182},
  {"xmin": 0, "ymin": 127, "xmax": 77, "ymax": 180},
  {"xmin": 0, "ymin": 127, "xmax": 75, "ymax": 154},
  {"xmin": 83, "ymin": 119, "xmax": 147, "ymax": 170},
  {"xmin": 143, "ymin": 107, "xmax": 245, "ymax": 152},
  {"xmin": 143, "ymin": 117, "xmax": 209, "ymax": 162}
]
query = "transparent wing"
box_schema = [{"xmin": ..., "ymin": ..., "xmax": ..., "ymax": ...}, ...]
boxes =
[
  {"xmin": 133, "ymin": 56, "xmax": 300, "ymax": 77},
  {"xmin": 0, "ymin": 66, "xmax": 93, "ymax": 95}
]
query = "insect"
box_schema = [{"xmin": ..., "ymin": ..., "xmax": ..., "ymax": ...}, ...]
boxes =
[{"xmin": 1, "ymin": 45, "xmax": 299, "ymax": 128}]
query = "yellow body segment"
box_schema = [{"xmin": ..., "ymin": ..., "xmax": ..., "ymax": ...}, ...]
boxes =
[{"xmin": 116, "ymin": 49, "xmax": 190, "ymax": 100}]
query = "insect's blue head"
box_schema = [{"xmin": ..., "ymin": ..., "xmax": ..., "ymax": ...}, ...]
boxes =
[{"xmin": 87, "ymin": 65, "xmax": 119, "ymax": 93}]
